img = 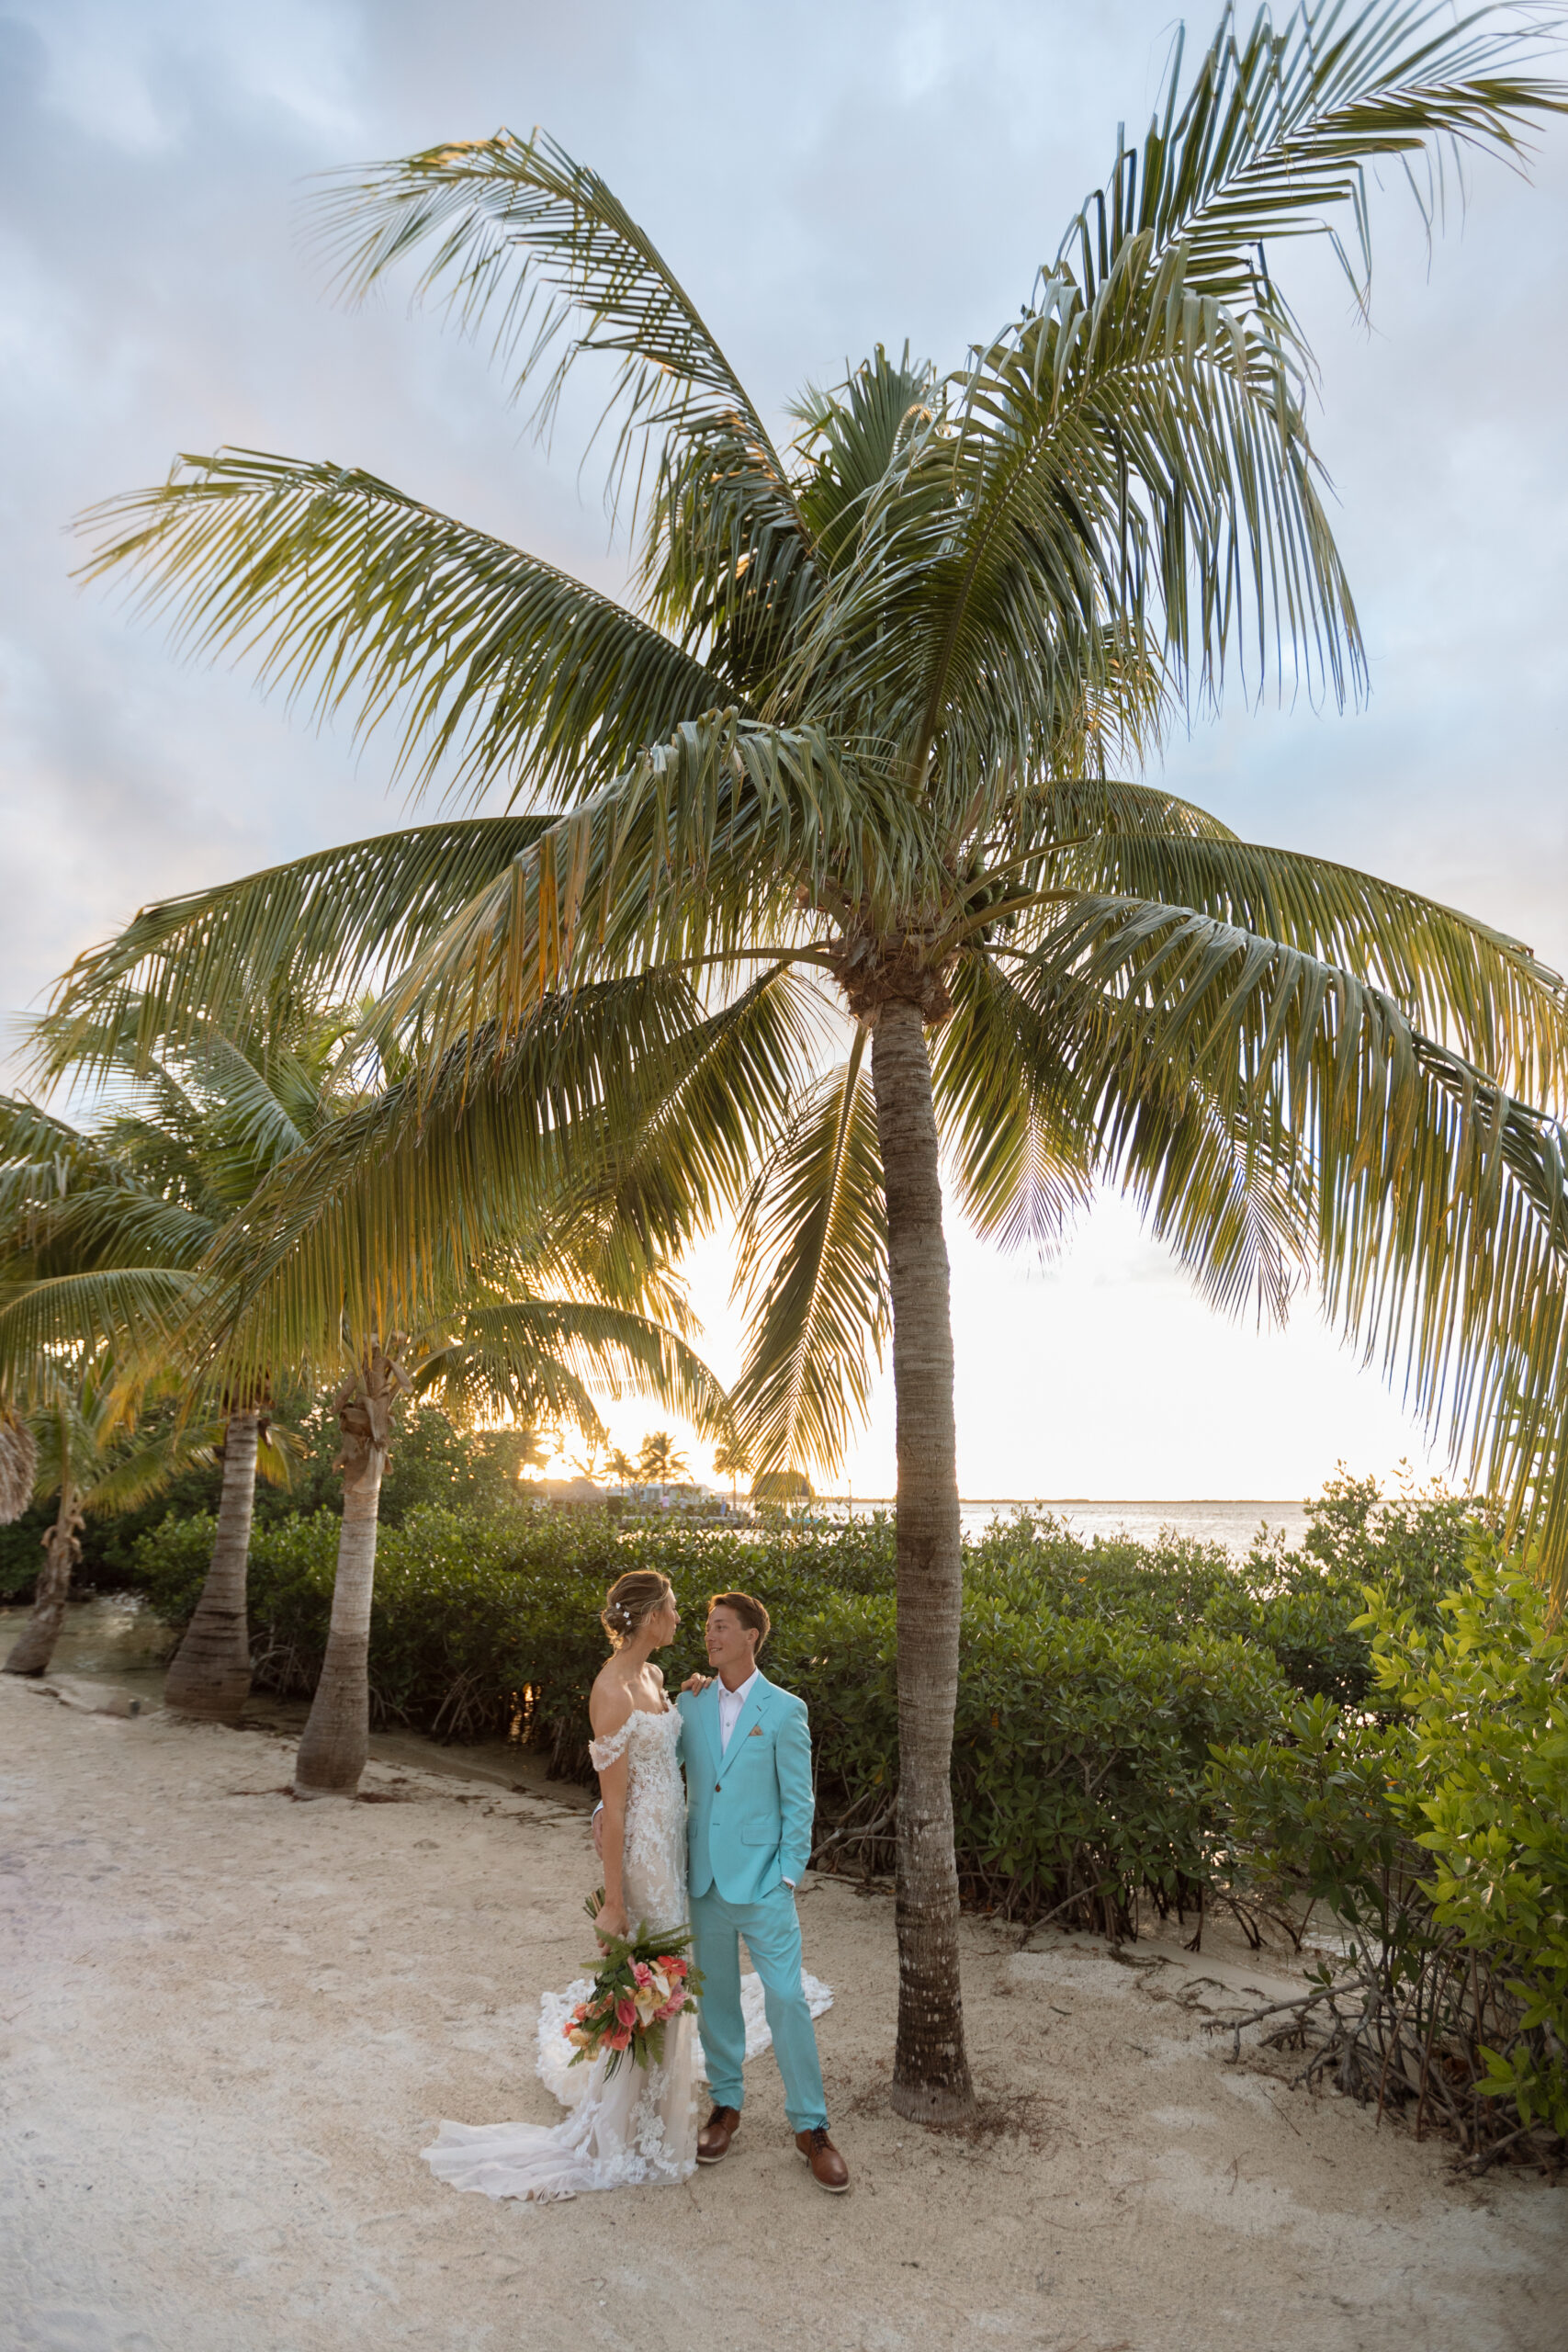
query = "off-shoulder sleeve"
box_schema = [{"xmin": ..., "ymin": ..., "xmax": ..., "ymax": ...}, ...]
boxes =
[{"xmin": 589, "ymin": 1716, "xmax": 635, "ymax": 1771}]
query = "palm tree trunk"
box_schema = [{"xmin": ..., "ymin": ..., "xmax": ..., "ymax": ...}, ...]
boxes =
[
  {"xmin": 4, "ymin": 1485, "xmax": 83, "ymax": 1678},
  {"xmin": 163, "ymin": 1411, "xmax": 260, "ymax": 1723},
  {"xmin": 869, "ymin": 997, "xmax": 975, "ymax": 2123},
  {"xmin": 293, "ymin": 1349, "xmax": 401, "ymax": 1798}
]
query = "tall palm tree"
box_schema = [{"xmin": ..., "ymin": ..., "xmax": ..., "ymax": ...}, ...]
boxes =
[{"xmin": 60, "ymin": 7, "xmax": 1568, "ymax": 2113}]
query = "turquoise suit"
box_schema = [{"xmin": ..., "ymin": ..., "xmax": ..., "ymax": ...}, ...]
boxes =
[{"xmin": 677, "ymin": 1671, "xmax": 829, "ymax": 2132}]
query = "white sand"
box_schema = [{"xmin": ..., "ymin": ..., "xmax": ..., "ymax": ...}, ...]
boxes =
[{"xmin": 3, "ymin": 1676, "xmax": 1562, "ymax": 2352}]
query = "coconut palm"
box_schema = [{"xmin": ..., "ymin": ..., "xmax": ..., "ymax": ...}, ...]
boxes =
[
  {"xmin": 636, "ymin": 1429, "xmax": 689, "ymax": 1484},
  {"xmin": 0, "ymin": 1008, "xmax": 351, "ymax": 1712},
  {"xmin": 3, "ymin": 1362, "xmax": 211, "ymax": 1677},
  {"xmin": 713, "ymin": 1437, "xmax": 750, "ymax": 1503},
  {"xmin": 161, "ymin": 1071, "xmax": 730, "ymax": 1796},
  {"xmin": 60, "ymin": 8, "xmax": 1568, "ymax": 2112},
  {"xmin": 264, "ymin": 1281, "xmax": 726, "ymax": 1795}
]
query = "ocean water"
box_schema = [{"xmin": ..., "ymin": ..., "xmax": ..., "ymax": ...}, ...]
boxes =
[{"xmin": 821, "ymin": 1498, "xmax": 1309, "ymax": 1556}]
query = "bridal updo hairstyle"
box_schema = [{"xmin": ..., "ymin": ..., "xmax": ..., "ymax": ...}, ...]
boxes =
[{"xmin": 601, "ymin": 1569, "xmax": 674, "ymax": 1649}]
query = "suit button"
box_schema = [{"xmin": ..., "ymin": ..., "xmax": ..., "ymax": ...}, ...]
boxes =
[{"xmin": 715, "ymin": 1784, "xmax": 722, "ymax": 1793}]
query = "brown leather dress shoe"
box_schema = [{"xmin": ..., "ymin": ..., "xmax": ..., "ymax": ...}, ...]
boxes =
[
  {"xmin": 794, "ymin": 2125, "xmax": 850, "ymax": 2193},
  {"xmin": 696, "ymin": 2105, "xmax": 741, "ymax": 2164}
]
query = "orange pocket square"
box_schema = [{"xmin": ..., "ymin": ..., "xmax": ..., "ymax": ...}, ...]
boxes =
[{"xmin": 748, "ymin": 1724, "xmax": 763, "ymax": 1736}]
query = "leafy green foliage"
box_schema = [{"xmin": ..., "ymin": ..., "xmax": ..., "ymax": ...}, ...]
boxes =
[
  {"xmin": 1210, "ymin": 1538, "xmax": 1568, "ymax": 2162},
  {"xmin": 1368, "ymin": 1558, "xmax": 1568, "ymax": 2142},
  {"xmin": 130, "ymin": 1475, "xmax": 1473, "ymax": 1924}
]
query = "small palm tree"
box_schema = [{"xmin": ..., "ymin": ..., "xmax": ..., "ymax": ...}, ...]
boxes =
[
  {"xmin": 59, "ymin": 7, "xmax": 1568, "ymax": 2110},
  {"xmin": 3, "ymin": 1363, "xmax": 209, "ymax": 1677},
  {"xmin": 0, "ymin": 1005, "xmax": 349, "ymax": 1713},
  {"xmin": 713, "ymin": 1437, "xmax": 750, "ymax": 1503},
  {"xmin": 605, "ymin": 1445, "xmax": 637, "ymax": 1485},
  {"xmin": 194, "ymin": 1227, "xmax": 727, "ymax": 1795},
  {"xmin": 636, "ymin": 1429, "xmax": 689, "ymax": 1484}
]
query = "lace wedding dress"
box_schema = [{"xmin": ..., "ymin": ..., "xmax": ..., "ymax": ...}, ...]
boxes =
[{"xmin": 421, "ymin": 1704, "xmax": 830, "ymax": 2203}]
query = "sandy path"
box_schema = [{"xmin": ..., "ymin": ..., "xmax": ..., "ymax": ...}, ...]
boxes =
[{"xmin": 2, "ymin": 1679, "xmax": 1562, "ymax": 2352}]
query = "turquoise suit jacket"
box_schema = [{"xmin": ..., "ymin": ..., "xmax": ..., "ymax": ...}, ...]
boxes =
[{"xmin": 678, "ymin": 1672, "xmax": 814, "ymax": 1905}]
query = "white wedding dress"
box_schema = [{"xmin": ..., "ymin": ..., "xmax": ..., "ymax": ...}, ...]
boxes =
[{"xmin": 421, "ymin": 1703, "xmax": 831, "ymax": 2202}]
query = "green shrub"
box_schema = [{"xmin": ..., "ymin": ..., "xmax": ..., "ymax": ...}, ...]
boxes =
[
  {"xmin": 137, "ymin": 1499, "xmax": 1291, "ymax": 1930},
  {"xmin": 1208, "ymin": 1546, "xmax": 1567, "ymax": 2165},
  {"xmin": 128, "ymin": 1470, "xmax": 1566, "ymax": 2161}
]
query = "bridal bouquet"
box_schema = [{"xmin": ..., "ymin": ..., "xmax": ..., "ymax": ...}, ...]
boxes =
[{"xmin": 564, "ymin": 1894, "xmax": 704, "ymax": 2078}]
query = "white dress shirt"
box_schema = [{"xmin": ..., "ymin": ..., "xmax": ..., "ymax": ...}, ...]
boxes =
[{"xmin": 716, "ymin": 1667, "xmax": 759, "ymax": 1754}]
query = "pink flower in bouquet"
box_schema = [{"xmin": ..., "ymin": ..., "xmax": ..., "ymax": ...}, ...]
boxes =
[
  {"xmin": 632, "ymin": 1962, "xmax": 653, "ymax": 1987},
  {"xmin": 653, "ymin": 1987, "xmax": 687, "ymax": 2021},
  {"xmin": 605, "ymin": 2026, "xmax": 632, "ymax": 2051},
  {"xmin": 615, "ymin": 1995, "xmax": 637, "ymax": 2029}
]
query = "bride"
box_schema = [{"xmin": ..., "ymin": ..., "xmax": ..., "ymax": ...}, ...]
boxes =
[{"xmin": 421, "ymin": 1569, "xmax": 828, "ymax": 2201}]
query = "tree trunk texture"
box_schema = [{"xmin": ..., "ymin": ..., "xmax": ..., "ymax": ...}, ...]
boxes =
[
  {"xmin": 870, "ymin": 997, "xmax": 976, "ymax": 2122},
  {"xmin": 162, "ymin": 1412, "xmax": 261, "ymax": 1723},
  {"xmin": 293, "ymin": 1350, "xmax": 401, "ymax": 1798},
  {"xmin": 4, "ymin": 1488, "xmax": 83, "ymax": 1678}
]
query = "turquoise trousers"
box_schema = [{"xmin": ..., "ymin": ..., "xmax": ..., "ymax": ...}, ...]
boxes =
[{"xmin": 690, "ymin": 1883, "xmax": 828, "ymax": 2132}]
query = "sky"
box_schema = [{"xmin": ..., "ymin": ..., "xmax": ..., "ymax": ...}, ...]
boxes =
[{"xmin": 3, "ymin": 1, "xmax": 1565, "ymax": 1498}]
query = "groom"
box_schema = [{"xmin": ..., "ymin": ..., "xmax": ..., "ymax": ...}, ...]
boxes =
[{"xmin": 678, "ymin": 1591, "xmax": 850, "ymax": 2194}]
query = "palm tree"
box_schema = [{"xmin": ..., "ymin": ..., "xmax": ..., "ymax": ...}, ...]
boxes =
[
  {"xmin": 636, "ymin": 1428, "xmax": 689, "ymax": 1484},
  {"xmin": 60, "ymin": 7, "xmax": 1568, "ymax": 2112},
  {"xmin": 713, "ymin": 1437, "xmax": 750, "ymax": 1504},
  {"xmin": 3, "ymin": 1362, "xmax": 209, "ymax": 1677},
  {"xmin": 0, "ymin": 1007, "xmax": 347, "ymax": 1712},
  {"xmin": 189, "ymin": 1186, "xmax": 728, "ymax": 1795}
]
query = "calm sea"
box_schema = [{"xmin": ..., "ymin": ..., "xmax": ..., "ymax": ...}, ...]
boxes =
[{"xmin": 818, "ymin": 1498, "xmax": 1308, "ymax": 1556}]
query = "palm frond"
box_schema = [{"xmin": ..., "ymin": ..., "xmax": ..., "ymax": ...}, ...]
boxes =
[
  {"xmin": 1063, "ymin": 4, "xmax": 1566, "ymax": 319},
  {"xmin": 932, "ymin": 953, "xmax": 1094, "ymax": 1254},
  {"xmin": 82, "ymin": 1421, "xmax": 218, "ymax": 1515},
  {"xmin": 74, "ymin": 451, "xmax": 728, "ymax": 805},
  {"xmin": 0, "ymin": 1270, "xmax": 205, "ymax": 1396},
  {"xmin": 48, "ymin": 814, "xmax": 555, "ymax": 1064},
  {"xmin": 414, "ymin": 1295, "xmax": 728, "ymax": 1438},
  {"xmin": 1057, "ymin": 830, "xmax": 1568, "ymax": 1102},
  {"xmin": 0, "ymin": 1407, "xmax": 37, "ymax": 1521},
  {"xmin": 365, "ymin": 713, "xmax": 926, "ymax": 1059},
  {"xmin": 729, "ymin": 1035, "xmax": 888, "ymax": 1476},
  {"xmin": 187, "ymin": 969, "xmax": 813, "ymax": 1385},
  {"xmin": 310, "ymin": 130, "xmax": 811, "ymax": 565},
  {"xmin": 1003, "ymin": 893, "xmax": 1568, "ymax": 1589}
]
